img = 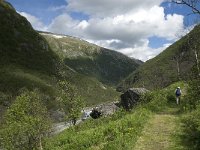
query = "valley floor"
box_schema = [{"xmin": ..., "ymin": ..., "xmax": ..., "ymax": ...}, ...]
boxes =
[{"xmin": 134, "ymin": 107, "xmax": 184, "ymax": 150}]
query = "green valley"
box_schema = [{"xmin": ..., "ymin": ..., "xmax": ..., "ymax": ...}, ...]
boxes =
[{"xmin": 1, "ymin": 0, "xmax": 200, "ymax": 150}]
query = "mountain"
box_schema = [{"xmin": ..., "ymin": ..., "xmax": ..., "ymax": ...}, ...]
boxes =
[
  {"xmin": 0, "ymin": 0, "xmax": 61, "ymax": 97},
  {"xmin": 119, "ymin": 25, "xmax": 200, "ymax": 90},
  {"xmin": 40, "ymin": 31, "xmax": 141, "ymax": 85},
  {"xmin": 0, "ymin": 0, "xmax": 141, "ymax": 120}
]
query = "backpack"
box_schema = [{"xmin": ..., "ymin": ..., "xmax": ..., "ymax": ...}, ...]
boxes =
[{"xmin": 176, "ymin": 89, "xmax": 181, "ymax": 96}]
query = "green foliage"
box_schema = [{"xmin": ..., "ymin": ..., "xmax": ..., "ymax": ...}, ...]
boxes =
[
  {"xmin": 0, "ymin": 89, "xmax": 52, "ymax": 150},
  {"xmin": 140, "ymin": 81, "xmax": 186, "ymax": 112},
  {"xmin": 140, "ymin": 91, "xmax": 168, "ymax": 112},
  {"xmin": 180, "ymin": 105, "xmax": 200, "ymax": 150},
  {"xmin": 44, "ymin": 82, "xmax": 188, "ymax": 149},
  {"xmin": 170, "ymin": 80, "xmax": 200, "ymax": 149},
  {"xmin": 44, "ymin": 107, "xmax": 152, "ymax": 150},
  {"xmin": 120, "ymin": 25, "xmax": 200, "ymax": 90},
  {"xmin": 181, "ymin": 79, "xmax": 200, "ymax": 111},
  {"xmin": 57, "ymin": 81, "xmax": 85, "ymax": 125}
]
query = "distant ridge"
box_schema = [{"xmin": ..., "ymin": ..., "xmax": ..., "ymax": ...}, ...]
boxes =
[{"xmin": 41, "ymin": 31, "xmax": 142, "ymax": 85}]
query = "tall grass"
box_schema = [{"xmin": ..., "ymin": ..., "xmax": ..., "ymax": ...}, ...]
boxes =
[
  {"xmin": 45, "ymin": 107, "xmax": 152, "ymax": 150},
  {"xmin": 44, "ymin": 82, "xmax": 183, "ymax": 149}
]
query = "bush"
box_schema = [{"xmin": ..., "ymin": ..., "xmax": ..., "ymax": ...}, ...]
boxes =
[
  {"xmin": 180, "ymin": 105, "xmax": 200, "ymax": 150},
  {"xmin": 140, "ymin": 90, "xmax": 168, "ymax": 112},
  {"xmin": 0, "ymin": 89, "xmax": 52, "ymax": 150},
  {"xmin": 182, "ymin": 79, "xmax": 200, "ymax": 111},
  {"xmin": 166, "ymin": 93, "xmax": 176, "ymax": 104}
]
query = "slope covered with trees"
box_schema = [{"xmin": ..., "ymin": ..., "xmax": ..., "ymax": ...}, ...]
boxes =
[{"xmin": 119, "ymin": 25, "xmax": 200, "ymax": 90}]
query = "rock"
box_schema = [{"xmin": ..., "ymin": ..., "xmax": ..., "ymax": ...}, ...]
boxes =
[
  {"xmin": 98, "ymin": 101, "xmax": 119, "ymax": 116},
  {"xmin": 120, "ymin": 88, "xmax": 149, "ymax": 110},
  {"xmin": 90, "ymin": 108, "xmax": 102, "ymax": 119}
]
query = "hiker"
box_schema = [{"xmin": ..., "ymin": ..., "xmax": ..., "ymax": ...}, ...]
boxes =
[{"xmin": 175, "ymin": 87, "xmax": 181, "ymax": 105}]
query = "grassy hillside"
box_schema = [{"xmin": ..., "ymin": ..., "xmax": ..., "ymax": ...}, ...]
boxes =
[
  {"xmin": 40, "ymin": 32, "xmax": 141, "ymax": 85},
  {"xmin": 0, "ymin": 1, "xmax": 59, "ymax": 75},
  {"xmin": 0, "ymin": 1, "xmax": 141, "ymax": 121},
  {"xmin": 119, "ymin": 25, "xmax": 200, "ymax": 90},
  {"xmin": 0, "ymin": 0, "xmax": 60, "ymax": 100}
]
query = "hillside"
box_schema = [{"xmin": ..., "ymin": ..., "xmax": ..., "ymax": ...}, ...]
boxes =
[
  {"xmin": 0, "ymin": 0, "xmax": 142, "ymax": 121},
  {"xmin": 0, "ymin": 0, "xmax": 65, "ymax": 120},
  {"xmin": 119, "ymin": 25, "xmax": 200, "ymax": 90},
  {"xmin": 0, "ymin": 0, "xmax": 61, "ymax": 98},
  {"xmin": 40, "ymin": 32, "xmax": 141, "ymax": 85}
]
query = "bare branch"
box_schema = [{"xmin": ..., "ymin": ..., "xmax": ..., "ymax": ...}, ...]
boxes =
[{"xmin": 172, "ymin": 0, "xmax": 200, "ymax": 15}]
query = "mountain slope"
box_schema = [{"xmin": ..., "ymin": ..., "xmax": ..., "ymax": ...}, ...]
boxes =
[
  {"xmin": 119, "ymin": 25, "xmax": 200, "ymax": 90},
  {"xmin": 0, "ymin": 1, "xmax": 117, "ymax": 106},
  {"xmin": 0, "ymin": 0, "xmax": 142, "ymax": 121},
  {"xmin": 0, "ymin": 1, "xmax": 59, "ymax": 75},
  {"xmin": 40, "ymin": 32, "xmax": 141, "ymax": 85},
  {"xmin": 0, "ymin": 0, "xmax": 63, "ymax": 97}
]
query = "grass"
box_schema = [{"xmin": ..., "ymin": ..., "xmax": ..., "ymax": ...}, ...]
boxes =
[
  {"xmin": 44, "ymin": 82, "xmax": 188, "ymax": 149},
  {"xmin": 134, "ymin": 107, "xmax": 180, "ymax": 150},
  {"xmin": 44, "ymin": 107, "xmax": 152, "ymax": 150}
]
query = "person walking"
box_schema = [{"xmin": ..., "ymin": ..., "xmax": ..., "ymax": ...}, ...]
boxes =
[{"xmin": 175, "ymin": 87, "xmax": 181, "ymax": 105}]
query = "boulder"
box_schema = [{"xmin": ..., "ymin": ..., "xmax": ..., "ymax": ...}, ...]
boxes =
[
  {"xmin": 90, "ymin": 108, "xmax": 102, "ymax": 119},
  {"xmin": 120, "ymin": 88, "xmax": 149, "ymax": 110}
]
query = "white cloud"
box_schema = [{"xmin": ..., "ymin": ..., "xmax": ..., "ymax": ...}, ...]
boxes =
[
  {"xmin": 47, "ymin": 5, "xmax": 182, "ymax": 61},
  {"xmin": 18, "ymin": 0, "xmax": 185, "ymax": 61},
  {"xmin": 118, "ymin": 41, "xmax": 172, "ymax": 61},
  {"xmin": 82, "ymin": 6, "xmax": 184, "ymax": 42},
  {"xmin": 66, "ymin": 0, "xmax": 164, "ymax": 17},
  {"xmin": 47, "ymin": 13, "xmax": 80, "ymax": 35},
  {"xmin": 18, "ymin": 12, "xmax": 47, "ymax": 31}
]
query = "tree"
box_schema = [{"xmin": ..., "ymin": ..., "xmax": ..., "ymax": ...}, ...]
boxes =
[
  {"xmin": 0, "ymin": 89, "xmax": 52, "ymax": 150},
  {"xmin": 175, "ymin": 24, "xmax": 200, "ymax": 78},
  {"xmin": 172, "ymin": 0, "xmax": 200, "ymax": 15},
  {"xmin": 58, "ymin": 81, "xmax": 85, "ymax": 125},
  {"xmin": 183, "ymin": 25, "xmax": 200, "ymax": 77}
]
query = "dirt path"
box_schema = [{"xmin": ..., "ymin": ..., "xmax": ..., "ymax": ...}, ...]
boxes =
[{"xmin": 134, "ymin": 108, "xmax": 180, "ymax": 150}]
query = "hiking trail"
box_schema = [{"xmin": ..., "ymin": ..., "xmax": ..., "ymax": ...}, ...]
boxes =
[{"xmin": 134, "ymin": 107, "xmax": 181, "ymax": 150}]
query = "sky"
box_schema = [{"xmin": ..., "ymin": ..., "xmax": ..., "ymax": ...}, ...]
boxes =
[{"xmin": 7, "ymin": 0, "xmax": 200, "ymax": 61}]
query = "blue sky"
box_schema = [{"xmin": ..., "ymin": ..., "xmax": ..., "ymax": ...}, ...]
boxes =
[{"xmin": 7, "ymin": 0, "xmax": 199, "ymax": 61}]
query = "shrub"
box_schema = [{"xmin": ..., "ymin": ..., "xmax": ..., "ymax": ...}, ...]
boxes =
[
  {"xmin": 182, "ymin": 79, "xmax": 200, "ymax": 111},
  {"xmin": 180, "ymin": 105, "xmax": 200, "ymax": 150},
  {"xmin": 0, "ymin": 89, "xmax": 52, "ymax": 150},
  {"xmin": 166, "ymin": 93, "xmax": 176, "ymax": 104},
  {"xmin": 44, "ymin": 107, "xmax": 152, "ymax": 149}
]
